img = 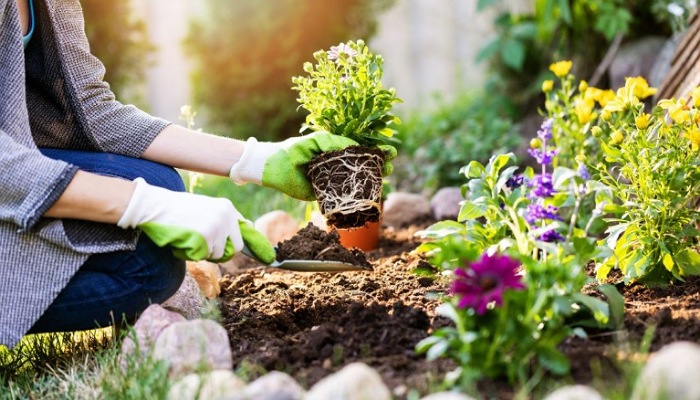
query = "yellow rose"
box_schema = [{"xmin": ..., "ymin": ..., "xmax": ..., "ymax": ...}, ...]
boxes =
[
  {"xmin": 635, "ymin": 113, "xmax": 652, "ymax": 129},
  {"xmin": 542, "ymin": 80, "xmax": 554, "ymax": 93},
  {"xmin": 549, "ymin": 60, "xmax": 572, "ymax": 78}
]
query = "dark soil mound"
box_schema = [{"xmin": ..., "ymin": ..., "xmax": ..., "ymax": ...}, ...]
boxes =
[{"xmin": 275, "ymin": 223, "xmax": 372, "ymax": 269}]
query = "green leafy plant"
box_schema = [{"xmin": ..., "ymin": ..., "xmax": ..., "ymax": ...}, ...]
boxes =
[
  {"xmin": 392, "ymin": 91, "xmax": 520, "ymax": 193},
  {"xmin": 415, "ymin": 119, "xmax": 624, "ymax": 386},
  {"xmin": 291, "ymin": 40, "xmax": 402, "ymax": 147},
  {"xmin": 591, "ymin": 80, "xmax": 700, "ymax": 283}
]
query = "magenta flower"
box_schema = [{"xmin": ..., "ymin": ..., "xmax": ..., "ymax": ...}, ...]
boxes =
[{"xmin": 450, "ymin": 254, "xmax": 525, "ymax": 315}]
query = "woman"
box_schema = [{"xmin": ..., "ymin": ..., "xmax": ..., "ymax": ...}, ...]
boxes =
[{"xmin": 0, "ymin": 0, "xmax": 381, "ymax": 347}]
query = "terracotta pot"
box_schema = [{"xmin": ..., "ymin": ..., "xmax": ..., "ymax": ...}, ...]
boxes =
[{"xmin": 335, "ymin": 220, "xmax": 381, "ymax": 251}]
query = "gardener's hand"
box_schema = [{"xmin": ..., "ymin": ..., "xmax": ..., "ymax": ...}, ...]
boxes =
[
  {"xmin": 117, "ymin": 178, "xmax": 274, "ymax": 263},
  {"xmin": 229, "ymin": 132, "xmax": 396, "ymax": 201}
]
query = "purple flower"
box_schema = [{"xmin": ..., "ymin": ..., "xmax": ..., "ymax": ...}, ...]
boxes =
[
  {"xmin": 577, "ymin": 163, "xmax": 591, "ymax": 180},
  {"xmin": 528, "ymin": 147, "xmax": 559, "ymax": 166},
  {"xmin": 450, "ymin": 254, "xmax": 525, "ymax": 315},
  {"xmin": 528, "ymin": 173, "xmax": 555, "ymax": 198},
  {"xmin": 525, "ymin": 203, "xmax": 561, "ymax": 225},
  {"xmin": 506, "ymin": 174, "xmax": 524, "ymax": 189},
  {"xmin": 537, "ymin": 118, "xmax": 554, "ymax": 141},
  {"xmin": 327, "ymin": 43, "xmax": 358, "ymax": 62},
  {"xmin": 538, "ymin": 229, "xmax": 565, "ymax": 242}
]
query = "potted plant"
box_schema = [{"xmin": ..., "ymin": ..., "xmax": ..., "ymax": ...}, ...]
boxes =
[{"xmin": 292, "ymin": 40, "xmax": 401, "ymax": 229}]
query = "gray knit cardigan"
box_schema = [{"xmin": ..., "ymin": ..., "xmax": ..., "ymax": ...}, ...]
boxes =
[{"xmin": 0, "ymin": 0, "xmax": 171, "ymax": 347}]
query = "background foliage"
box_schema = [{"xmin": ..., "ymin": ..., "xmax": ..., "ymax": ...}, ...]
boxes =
[
  {"xmin": 184, "ymin": 0, "xmax": 395, "ymax": 141},
  {"xmin": 82, "ymin": 0, "xmax": 155, "ymax": 108}
]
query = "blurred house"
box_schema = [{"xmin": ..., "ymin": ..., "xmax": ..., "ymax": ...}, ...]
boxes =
[{"xmin": 132, "ymin": 0, "xmax": 527, "ymax": 123}]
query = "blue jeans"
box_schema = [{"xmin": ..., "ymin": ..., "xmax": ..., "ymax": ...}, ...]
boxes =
[{"xmin": 29, "ymin": 149, "xmax": 187, "ymax": 333}]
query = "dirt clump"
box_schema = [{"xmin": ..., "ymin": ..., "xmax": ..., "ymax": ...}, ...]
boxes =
[{"xmin": 275, "ymin": 223, "xmax": 372, "ymax": 269}]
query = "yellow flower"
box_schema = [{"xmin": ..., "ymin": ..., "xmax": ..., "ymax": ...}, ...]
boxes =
[
  {"xmin": 587, "ymin": 87, "xmax": 616, "ymax": 107},
  {"xmin": 659, "ymin": 97, "xmax": 691, "ymax": 124},
  {"xmin": 542, "ymin": 80, "xmax": 554, "ymax": 93},
  {"xmin": 691, "ymin": 87, "xmax": 700, "ymax": 106},
  {"xmin": 578, "ymin": 80, "xmax": 589, "ymax": 93},
  {"xmin": 574, "ymin": 98, "xmax": 596, "ymax": 124},
  {"xmin": 625, "ymin": 76, "xmax": 657, "ymax": 99},
  {"xmin": 549, "ymin": 60, "xmax": 572, "ymax": 78},
  {"xmin": 685, "ymin": 124, "xmax": 700, "ymax": 151},
  {"xmin": 604, "ymin": 86, "xmax": 640, "ymax": 113},
  {"xmin": 601, "ymin": 110, "xmax": 612, "ymax": 121},
  {"xmin": 610, "ymin": 130, "xmax": 624, "ymax": 145},
  {"xmin": 635, "ymin": 113, "xmax": 652, "ymax": 129}
]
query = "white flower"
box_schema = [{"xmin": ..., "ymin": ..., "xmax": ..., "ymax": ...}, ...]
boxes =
[
  {"xmin": 667, "ymin": 2, "xmax": 685, "ymax": 16},
  {"xmin": 327, "ymin": 43, "xmax": 358, "ymax": 62}
]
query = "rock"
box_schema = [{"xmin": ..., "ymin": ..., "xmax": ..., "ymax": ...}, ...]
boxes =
[
  {"xmin": 430, "ymin": 187, "xmax": 463, "ymax": 221},
  {"xmin": 225, "ymin": 371, "xmax": 305, "ymax": 400},
  {"xmin": 543, "ymin": 385, "xmax": 604, "ymax": 400},
  {"xmin": 187, "ymin": 260, "xmax": 222, "ymax": 299},
  {"xmin": 152, "ymin": 319, "xmax": 233, "ymax": 378},
  {"xmin": 305, "ymin": 362, "xmax": 391, "ymax": 400},
  {"xmin": 167, "ymin": 370, "xmax": 245, "ymax": 400},
  {"xmin": 420, "ymin": 392, "xmax": 478, "ymax": 400},
  {"xmin": 631, "ymin": 341, "xmax": 700, "ymax": 400},
  {"xmin": 161, "ymin": 272, "xmax": 208, "ymax": 320},
  {"xmin": 608, "ymin": 36, "xmax": 668, "ymax": 90},
  {"xmin": 382, "ymin": 192, "xmax": 432, "ymax": 228},
  {"xmin": 119, "ymin": 304, "xmax": 186, "ymax": 371},
  {"xmin": 254, "ymin": 210, "xmax": 300, "ymax": 245}
]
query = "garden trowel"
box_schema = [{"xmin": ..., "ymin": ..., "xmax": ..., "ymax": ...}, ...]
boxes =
[{"xmin": 241, "ymin": 246, "xmax": 371, "ymax": 272}]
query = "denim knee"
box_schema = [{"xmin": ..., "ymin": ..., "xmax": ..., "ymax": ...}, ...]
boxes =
[{"xmin": 38, "ymin": 148, "xmax": 185, "ymax": 192}]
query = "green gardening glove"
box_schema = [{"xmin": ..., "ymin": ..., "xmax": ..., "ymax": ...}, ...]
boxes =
[
  {"xmin": 229, "ymin": 132, "xmax": 396, "ymax": 201},
  {"xmin": 239, "ymin": 222, "xmax": 276, "ymax": 264}
]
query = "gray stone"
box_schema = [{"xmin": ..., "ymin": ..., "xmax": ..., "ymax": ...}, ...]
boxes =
[
  {"xmin": 382, "ymin": 191, "xmax": 432, "ymax": 228},
  {"xmin": 420, "ymin": 392, "xmax": 478, "ymax": 400},
  {"xmin": 543, "ymin": 385, "xmax": 604, "ymax": 400},
  {"xmin": 631, "ymin": 341, "xmax": 700, "ymax": 400},
  {"xmin": 167, "ymin": 370, "xmax": 245, "ymax": 400},
  {"xmin": 609, "ymin": 36, "xmax": 668, "ymax": 90},
  {"xmin": 430, "ymin": 187, "xmax": 463, "ymax": 221},
  {"xmin": 305, "ymin": 362, "xmax": 391, "ymax": 400},
  {"xmin": 224, "ymin": 371, "xmax": 305, "ymax": 400},
  {"xmin": 161, "ymin": 272, "xmax": 208, "ymax": 320},
  {"xmin": 152, "ymin": 319, "xmax": 233, "ymax": 378},
  {"xmin": 119, "ymin": 304, "xmax": 186, "ymax": 371}
]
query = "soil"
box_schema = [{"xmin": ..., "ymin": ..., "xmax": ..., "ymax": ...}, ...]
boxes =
[
  {"xmin": 218, "ymin": 221, "xmax": 700, "ymax": 399},
  {"xmin": 275, "ymin": 224, "xmax": 373, "ymax": 270},
  {"xmin": 306, "ymin": 146, "xmax": 384, "ymax": 229}
]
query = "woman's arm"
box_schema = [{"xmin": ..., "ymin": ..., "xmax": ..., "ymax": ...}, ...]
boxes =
[
  {"xmin": 43, "ymin": 171, "xmax": 135, "ymax": 223},
  {"xmin": 141, "ymin": 124, "xmax": 246, "ymax": 176}
]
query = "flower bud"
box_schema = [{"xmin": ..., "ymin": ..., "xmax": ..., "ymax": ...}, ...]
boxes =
[
  {"xmin": 530, "ymin": 138, "xmax": 542, "ymax": 149},
  {"xmin": 578, "ymin": 80, "xmax": 588, "ymax": 93},
  {"xmin": 542, "ymin": 80, "xmax": 554, "ymax": 93},
  {"xmin": 591, "ymin": 126, "xmax": 603, "ymax": 138}
]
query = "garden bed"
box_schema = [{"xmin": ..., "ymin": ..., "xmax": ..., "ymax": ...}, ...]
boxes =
[{"xmin": 218, "ymin": 222, "xmax": 700, "ymax": 398}]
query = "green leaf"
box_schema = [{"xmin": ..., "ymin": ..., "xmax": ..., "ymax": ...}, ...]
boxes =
[
  {"xmin": 552, "ymin": 167, "xmax": 577, "ymax": 189},
  {"xmin": 675, "ymin": 249, "xmax": 700, "ymax": 275},
  {"xmin": 537, "ymin": 347, "xmax": 570, "ymax": 375},
  {"xmin": 461, "ymin": 161, "xmax": 486, "ymax": 178},
  {"xmin": 477, "ymin": 0, "xmax": 499, "ymax": 11},
  {"xmin": 458, "ymin": 198, "xmax": 489, "ymax": 221},
  {"xmin": 436, "ymin": 303, "xmax": 461, "ymax": 324},
  {"xmin": 558, "ymin": 0, "xmax": 572, "ymax": 24},
  {"xmin": 426, "ymin": 339, "xmax": 450, "ymax": 361},
  {"xmin": 415, "ymin": 335, "xmax": 444, "ymax": 354},
  {"xmin": 596, "ymin": 284, "xmax": 625, "ymax": 330},
  {"xmin": 500, "ymin": 39, "xmax": 526, "ymax": 70},
  {"xmin": 415, "ymin": 221, "xmax": 467, "ymax": 239},
  {"xmin": 486, "ymin": 153, "xmax": 515, "ymax": 178},
  {"xmin": 476, "ymin": 38, "xmax": 501, "ymax": 63}
]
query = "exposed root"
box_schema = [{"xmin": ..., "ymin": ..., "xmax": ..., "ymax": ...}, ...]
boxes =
[{"xmin": 307, "ymin": 147, "xmax": 384, "ymax": 229}]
